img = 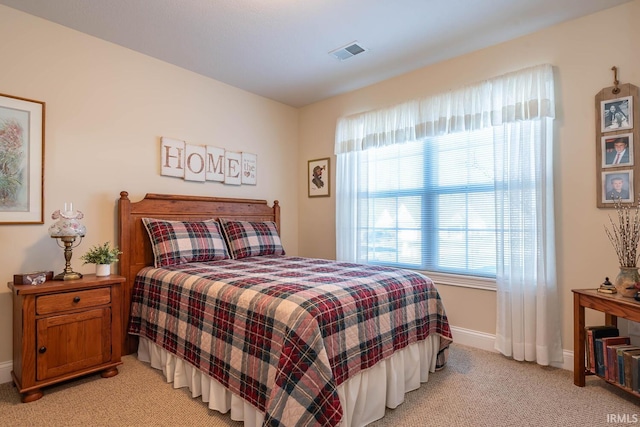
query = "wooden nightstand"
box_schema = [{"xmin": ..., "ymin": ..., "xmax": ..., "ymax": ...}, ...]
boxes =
[{"xmin": 8, "ymin": 274, "xmax": 124, "ymax": 402}]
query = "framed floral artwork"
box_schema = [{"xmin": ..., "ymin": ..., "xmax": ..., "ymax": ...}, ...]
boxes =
[{"xmin": 0, "ymin": 93, "xmax": 45, "ymax": 224}]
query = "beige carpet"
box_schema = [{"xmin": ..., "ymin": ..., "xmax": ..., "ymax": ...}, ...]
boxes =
[{"xmin": 1, "ymin": 343, "xmax": 638, "ymax": 427}]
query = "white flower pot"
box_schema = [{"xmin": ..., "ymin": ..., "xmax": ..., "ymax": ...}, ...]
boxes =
[{"xmin": 96, "ymin": 264, "xmax": 111, "ymax": 277}]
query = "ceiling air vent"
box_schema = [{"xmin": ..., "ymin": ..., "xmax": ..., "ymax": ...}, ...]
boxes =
[{"xmin": 329, "ymin": 42, "xmax": 367, "ymax": 61}]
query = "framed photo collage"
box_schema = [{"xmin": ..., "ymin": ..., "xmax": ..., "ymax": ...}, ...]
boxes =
[{"xmin": 596, "ymin": 84, "xmax": 640, "ymax": 208}]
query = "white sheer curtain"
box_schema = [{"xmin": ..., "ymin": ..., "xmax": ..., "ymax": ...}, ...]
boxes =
[
  {"xmin": 493, "ymin": 118, "xmax": 563, "ymax": 365},
  {"xmin": 334, "ymin": 64, "xmax": 563, "ymax": 365}
]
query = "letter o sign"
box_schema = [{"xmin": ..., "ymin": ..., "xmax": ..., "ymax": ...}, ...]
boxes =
[{"xmin": 187, "ymin": 152, "xmax": 205, "ymax": 174}]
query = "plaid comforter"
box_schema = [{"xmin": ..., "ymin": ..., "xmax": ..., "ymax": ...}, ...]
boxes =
[{"xmin": 128, "ymin": 256, "xmax": 452, "ymax": 426}]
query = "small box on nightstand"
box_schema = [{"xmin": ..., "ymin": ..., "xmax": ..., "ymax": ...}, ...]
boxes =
[{"xmin": 13, "ymin": 271, "xmax": 54, "ymax": 285}]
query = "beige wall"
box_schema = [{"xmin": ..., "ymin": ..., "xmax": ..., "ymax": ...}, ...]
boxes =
[
  {"xmin": 298, "ymin": 1, "xmax": 640, "ymax": 350},
  {"xmin": 0, "ymin": 6, "xmax": 299, "ymax": 363}
]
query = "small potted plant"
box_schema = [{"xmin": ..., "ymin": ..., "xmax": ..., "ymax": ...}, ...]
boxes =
[{"xmin": 80, "ymin": 242, "xmax": 122, "ymax": 277}]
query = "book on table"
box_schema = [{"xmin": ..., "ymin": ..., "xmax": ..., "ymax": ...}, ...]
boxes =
[
  {"xmin": 632, "ymin": 354, "xmax": 640, "ymax": 392},
  {"xmin": 622, "ymin": 348, "xmax": 640, "ymax": 389},
  {"xmin": 608, "ymin": 344, "xmax": 636, "ymax": 383},
  {"xmin": 586, "ymin": 326, "xmax": 619, "ymax": 374},
  {"xmin": 617, "ymin": 346, "xmax": 640, "ymax": 386},
  {"xmin": 602, "ymin": 336, "xmax": 631, "ymax": 380}
]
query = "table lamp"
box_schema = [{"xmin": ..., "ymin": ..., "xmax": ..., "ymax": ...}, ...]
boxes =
[{"xmin": 48, "ymin": 202, "xmax": 86, "ymax": 281}]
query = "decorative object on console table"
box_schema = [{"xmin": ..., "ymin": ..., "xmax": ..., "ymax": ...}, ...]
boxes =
[
  {"xmin": 614, "ymin": 267, "xmax": 640, "ymax": 297},
  {"xmin": 604, "ymin": 196, "xmax": 640, "ymax": 297},
  {"xmin": 7, "ymin": 275, "xmax": 124, "ymax": 402},
  {"xmin": 80, "ymin": 242, "xmax": 122, "ymax": 277},
  {"xmin": 598, "ymin": 277, "xmax": 617, "ymax": 294},
  {"xmin": 48, "ymin": 202, "xmax": 86, "ymax": 280}
]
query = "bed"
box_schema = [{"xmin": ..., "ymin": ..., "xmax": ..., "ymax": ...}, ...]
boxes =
[{"xmin": 117, "ymin": 191, "xmax": 453, "ymax": 427}]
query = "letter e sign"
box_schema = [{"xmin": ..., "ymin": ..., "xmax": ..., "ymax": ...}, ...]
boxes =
[{"xmin": 224, "ymin": 151, "xmax": 242, "ymax": 185}]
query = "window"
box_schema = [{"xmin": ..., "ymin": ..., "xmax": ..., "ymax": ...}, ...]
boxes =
[
  {"xmin": 336, "ymin": 64, "xmax": 561, "ymax": 362},
  {"xmin": 355, "ymin": 128, "xmax": 496, "ymax": 278}
]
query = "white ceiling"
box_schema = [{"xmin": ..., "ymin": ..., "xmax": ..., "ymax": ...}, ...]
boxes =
[{"xmin": 0, "ymin": 0, "xmax": 632, "ymax": 107}]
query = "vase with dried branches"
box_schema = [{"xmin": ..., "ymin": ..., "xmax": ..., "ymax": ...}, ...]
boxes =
[{"xmin": 604, "ymin": 197, "xmax": 640, "ymax": 297}]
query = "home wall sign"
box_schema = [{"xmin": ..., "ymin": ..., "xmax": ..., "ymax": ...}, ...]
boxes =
[{"xmin": 160, "ymin": 136, "xmax": 257, "ymax": 185}]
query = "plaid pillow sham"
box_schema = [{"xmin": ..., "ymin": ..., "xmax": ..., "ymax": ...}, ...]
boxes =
[
  {"xmin": 142, "ymin": 218, "xmax": 230, "ymax": 267},
  {"xmin": 219, "ymin": 218, "xmax": 285, "ymax": 259}
]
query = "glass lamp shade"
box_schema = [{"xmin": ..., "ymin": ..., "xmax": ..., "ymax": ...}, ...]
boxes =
[{"xmin": 48, "ymin": 209, "xmax": 86, "ymax": 237}]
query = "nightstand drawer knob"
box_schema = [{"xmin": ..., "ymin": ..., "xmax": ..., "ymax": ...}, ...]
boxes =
[
  {"xmin": 73, "ymin": 296, "xmax": 81, "ymax": 303},
  {"xmin": 39, "ymin": 346, "xmax": 47, "ymax": 354}
]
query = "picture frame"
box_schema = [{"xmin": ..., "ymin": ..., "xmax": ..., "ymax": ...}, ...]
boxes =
[
  {"xmin": 308, "ymin": 157, "xmax": 330, "ymax": 198},
  {"xmin": 601, "ymin": 169, "xmax": 634, "ymax": 204},
  {"xmin": 601, "ymin": 95, "xmax": 633, "ymax": 133},
  {"xmin": 596, "ymin": 84, "xmax": 640, "ymax": 208},
  {"xmin": 0, "ymin": 93, "xmax": 45, "ymax": 224},
  {"xmin": 601, "ymin": 133, "xmax": 634, "ymax": 168}
]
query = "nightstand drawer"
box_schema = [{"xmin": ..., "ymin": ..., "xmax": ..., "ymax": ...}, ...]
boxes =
[{"xmin": 36, "ymin": 288, "xmax": 111, "ymax": 315}]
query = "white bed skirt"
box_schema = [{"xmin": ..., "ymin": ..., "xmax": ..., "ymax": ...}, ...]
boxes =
[{"xmin": 137, "ymin": 335, "xmax": 440, "ymax": 427}]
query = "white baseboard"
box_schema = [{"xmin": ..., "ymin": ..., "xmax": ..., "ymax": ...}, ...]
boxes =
[
  {"xmin": 450, "ymin": 325, "xmax": 574, "ymax": 371},
  {"xmin": 0, "ymin": 326, "xmax": 575, "ymax": 385},
  {"xmin": 450, "ymin": 325, "xmax": 497, "ymax": 352},
  {"xmin": 0, "ymin": 360, "xmax": 12, "ymax": 384}
]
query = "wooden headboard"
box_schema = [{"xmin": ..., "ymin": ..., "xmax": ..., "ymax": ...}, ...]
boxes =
[{"xmin": 117, "ymin": 191, "xmax": 280, "ymax": 354}]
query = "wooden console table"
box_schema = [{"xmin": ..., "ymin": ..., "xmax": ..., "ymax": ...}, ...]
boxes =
[{"xmin": 572, "ymin": 288, "xmax": 640, "ymax": 396}]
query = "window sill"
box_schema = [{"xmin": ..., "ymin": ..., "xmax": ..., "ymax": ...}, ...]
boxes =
[{"xmin": 420, "ymin": 270, "xmax": 496, "ymax": 291}]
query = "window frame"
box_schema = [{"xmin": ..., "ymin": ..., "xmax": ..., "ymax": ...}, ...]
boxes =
[{"xmin": 358, "ymin": 132, "xmax": 498, "ymax": 283}]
